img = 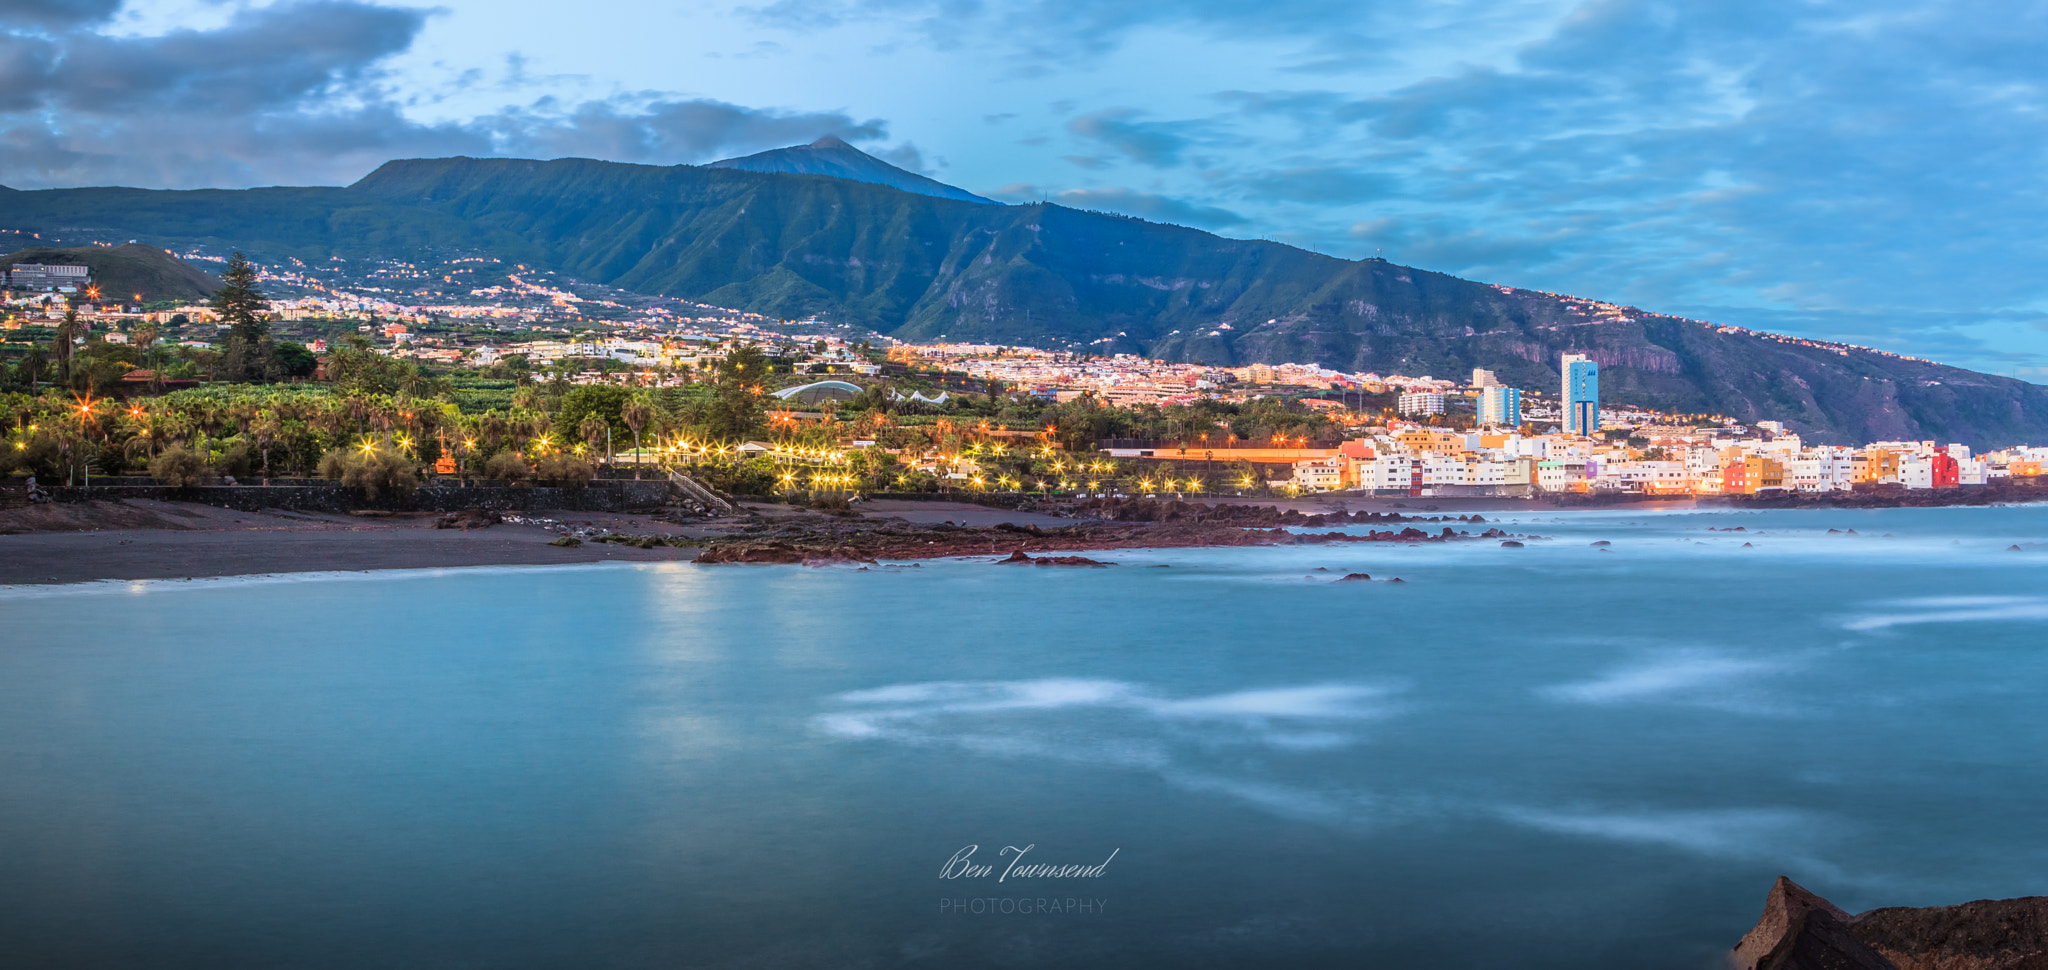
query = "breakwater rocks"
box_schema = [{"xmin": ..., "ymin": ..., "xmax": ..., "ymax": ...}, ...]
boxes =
[
  {"xmin": 694, "ymin": 516, "xmax": 1510, "ymax": 565},
  {"xmin": 1732, "ymin": 876, "xmax": 2048, "ymax": 970},
  {"xmin": 1719, "ymin": 480, "xmax": 2048, "ymax": 510},
  {"xmin": 1073, "ymin": 497, "xmax": 1489, "ymax": 528}
]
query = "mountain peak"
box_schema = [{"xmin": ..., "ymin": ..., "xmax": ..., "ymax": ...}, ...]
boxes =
[{"xmin": 708, "ymin": 138, "xmax": 997, "ymax": 205}]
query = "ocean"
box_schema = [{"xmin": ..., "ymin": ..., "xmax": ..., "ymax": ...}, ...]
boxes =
[{"xmin": 3, "ymin": 506, "xmax": 2045, "ymax": 968}]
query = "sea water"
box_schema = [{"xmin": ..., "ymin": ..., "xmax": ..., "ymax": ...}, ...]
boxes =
[{"xmin": 2, "ymin": 506, "xmax": 2045, "ymax": 969}]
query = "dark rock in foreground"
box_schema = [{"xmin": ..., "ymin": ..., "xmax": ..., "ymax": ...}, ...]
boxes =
[
  {"xmin": 1733, "ymin": 876, "xmax": 2048, "ymax": 970},
  {"xmin": 1733, "ymin": 877, "xmax": 1896, "ymax": 970}
]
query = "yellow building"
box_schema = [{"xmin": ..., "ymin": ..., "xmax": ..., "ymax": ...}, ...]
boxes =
[{"xmin": 1852, "ymin": 450, "xmax": 1901, "ymax": 484}]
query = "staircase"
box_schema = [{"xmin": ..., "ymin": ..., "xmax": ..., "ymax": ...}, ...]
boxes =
[{"xmin": 669, "ymin": 470, "xmax": 738, "ymax": 515}]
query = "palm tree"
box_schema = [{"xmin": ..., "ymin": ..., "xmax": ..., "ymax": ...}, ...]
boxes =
[
  {"xmin": 133, "ymin": 323, "xmax": 161, "ymax": 394},
  {"xmin": 253, "ymin": 410, "xmax": 282, "ymax": 481},
  {"xmin": 621, "ymin": 395, "xmax": 652, "ymax": 477},
  {"xmin": 53, "ymin": 310, "xmax": 79, "ymax": 389}
]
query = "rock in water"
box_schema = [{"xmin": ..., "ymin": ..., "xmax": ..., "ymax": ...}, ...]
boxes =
[
  {"xmin": 996, "ymin": 550, "xmax": 1113, "ymax": 567},
  {"xmin": 1500, "ymin": 540, "xmax": 1525, "ymax": 548},
  {"xmin": 1336, "ymin": 573, "xmax": 1372, "ymax": 582},
  {"xmin": 1732, "ymin": 877, "xmax": 1898, "ymax": 970}
]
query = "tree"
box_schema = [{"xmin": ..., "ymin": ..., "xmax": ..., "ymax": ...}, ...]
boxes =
[
  {"xmin": 213, "ymin": 252, "xmax": 276, "ymax": 383},
  {"xmin": 705, "ymin": 344, "xmax": 769, "ymax": 442},
  {"xmin": 19, "ymin": 347, "xmax": 46, "ymax": 390},
  {"xmin": 556, "ymin": 384, "xmax": 630, "ymax": 440},
  {"xmin": 579, "ymin": 414, "xmax": 608, "ymax": 457},
  {"xmin": 53, "ymin": 310, "xmax": 78, "ymax": 388},
  {"xmin": 275, "ymin": 341, "xmax": 317, "ymax": 378},
  {"xmin": 134, "ymin": 323, "xmax": 162, "ymax": 393},
  {"xmin": 621, "ymin": 394, "xmax": 653, "ymax": 478}
]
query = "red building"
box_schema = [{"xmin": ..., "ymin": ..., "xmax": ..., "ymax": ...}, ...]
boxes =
[{"xmin": 1932, "ymin": 448, "xmax": 1960, "ymax": 489}]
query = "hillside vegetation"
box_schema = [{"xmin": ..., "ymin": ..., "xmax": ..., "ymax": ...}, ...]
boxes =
[
  {"xmin": 4, "ymin": 156, "xmax": 2046, "ymax": 446},
  {"xmin": 0, "ymin": 243, "xmax": 221, "ymax": 302}
]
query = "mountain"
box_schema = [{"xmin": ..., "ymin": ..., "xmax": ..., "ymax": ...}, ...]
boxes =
[
  {"xmin": 709, "ymin": 136, "xmax": 998, "ymax": 205},
  {"xmin": 3, "ymin": 153, "xmax": 2045, "ymax": 446},
  {"xmin": 0, "ymin": 243, "xmax": 221, "ymax": 302}
]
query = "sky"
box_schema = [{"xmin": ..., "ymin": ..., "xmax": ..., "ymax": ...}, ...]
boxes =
[{"xmin": 4, "ymin": 0, "xmax": 2047, "ymax": 377}]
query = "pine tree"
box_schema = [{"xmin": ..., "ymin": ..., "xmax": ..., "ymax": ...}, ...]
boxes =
[{"xmin": 212, "ymin": 252, "xmax": 274, "ymax": 382}]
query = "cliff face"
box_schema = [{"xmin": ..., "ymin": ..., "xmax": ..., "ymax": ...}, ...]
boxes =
[{"xmin": 1732, "ymin": 877, "xmax": 2048, "ymax": 970}]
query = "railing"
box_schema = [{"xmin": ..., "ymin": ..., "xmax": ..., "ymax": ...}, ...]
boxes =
[{"xmin": 668, "ymin": 469, "xmax": 737, "ymax": 515}]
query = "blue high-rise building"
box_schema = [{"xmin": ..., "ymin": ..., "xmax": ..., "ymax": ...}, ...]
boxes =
[
  {"xmin": 1561, "ymin": 354, "xmax": 1599, "ymax": 435},
  {"xmin": 1478, "ymin": 385, "xmax": 1522, "ymax": 427}
]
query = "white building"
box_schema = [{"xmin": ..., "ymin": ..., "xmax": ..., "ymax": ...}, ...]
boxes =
[
  {"xmin": 1292, "ymin": 458, "xmax": 1345, "ymax": 492},
  {"xmin": 1397, "ymin": 391, "xmax": 1446, "ymax": 416}
]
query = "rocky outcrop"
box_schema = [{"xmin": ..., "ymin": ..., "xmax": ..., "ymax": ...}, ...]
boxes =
[
  {"xmin": 1855, "ymin": 897, "xmax": 2048, "ymax": 970},
  {"xmin": 1733, "ymin": 878, "xmax": 2048, "ymax": 970},
  {"xmin": 695, "ymin": 541, "xmax": 877, "ymax": 565},
  {"xmin": 996, "ymin": 551, "xmax": 1113, "ymax": 567},
  {"xmin": 1733, "ymin": 877, "xmax": 1897, "ymax": 970},
  {"xmin": 691, "ymin": 516, "xmax": 1493, "ymax": 565}
]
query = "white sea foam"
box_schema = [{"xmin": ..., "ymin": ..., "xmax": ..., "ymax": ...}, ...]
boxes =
[
  {"xmin": 1493, "ymin": 805, "xmax": 1822, "ymax": 860},
  {"xmin": 1540, "ymin": 651, "xmax": 1792, "ymax": 706},
  {"xmin": 1843, "ymin": 596, "xmax": 2048, "ymax": 631},
  {"xmin": 815, "ymin": 677, "xmax": 1402, "ymax": 822}
]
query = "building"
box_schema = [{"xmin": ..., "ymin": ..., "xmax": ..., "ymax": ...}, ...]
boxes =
[
  {"xmin": 1471, "ymin": 368, "xmax": 1502, "ymax": 388},
  {"xmin": 1397, "ymin": 391, "xmax": 1446, "ymax": 416},
  {"xmin": 1478, "ymin": 385, "xmax": 1522, "ymax": 427},
  {"xmin": 1561, "ymin": 354, "xmax": 1600, "ymax": 435},
  {"xmin": 1292, "ymin": 458, "xmax": 1344, "ymax": 492},
  {"xmin": 5, "ymin": 263, "xmax": 90, "ymax": 292}
]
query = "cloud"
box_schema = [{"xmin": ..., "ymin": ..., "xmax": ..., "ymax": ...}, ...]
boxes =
[
  {"xmin": 1052, "ymin": 187, "xmax": 1247, "ymax": 228},
  {"xmin": 0, "ymin": 0, "xmax": 118, "ymax": 28},
  {"xmin": 484, "ymin": 95, "xmax": 888, "ymax": 167},
  {"xmin": 0, "ymin": 0, "xmax": 900, "ymax": 188},
  {"xmin": 1065, "ymin": 108, "xmax": 1198, "ymax": 167},
  {"xmin": 1232, "ymin": 167, "xmax": 1396, "ymax": 204}
]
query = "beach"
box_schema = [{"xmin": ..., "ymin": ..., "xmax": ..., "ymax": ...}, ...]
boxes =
[{"xmin": 0, "ymin": 499, "xmax": 702, "ymax": 585}]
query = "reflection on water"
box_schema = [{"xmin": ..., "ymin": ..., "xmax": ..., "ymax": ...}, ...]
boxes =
[{"xmin": 1, "ymin": 506, "xmax": 2045, "ymax": 969}]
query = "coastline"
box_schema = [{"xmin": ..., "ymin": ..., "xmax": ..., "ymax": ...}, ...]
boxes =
[
  {"xmin": 0, "ymin": 499, "xmax": 703, "ymax": 586},
  {"xmin": 4, "ymin": 491, "xmax": 2035, "ymax": 586}
]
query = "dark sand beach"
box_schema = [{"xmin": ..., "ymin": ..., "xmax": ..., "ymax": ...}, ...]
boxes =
[{"xmin": 0, "ymin": 500, "xmax": 707, "ymax": 585}]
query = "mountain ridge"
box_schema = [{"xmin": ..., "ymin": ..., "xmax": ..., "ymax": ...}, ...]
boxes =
[
  {"xmin": 707, "ymin": 136, "xmax": 997, "ymax": 205},
  {"xmin": 4, "ymin": 153, "xmax": 2045, "ymax": 447}
]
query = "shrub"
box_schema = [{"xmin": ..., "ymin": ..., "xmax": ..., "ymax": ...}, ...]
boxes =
[
  {"xmin": 318, "ymin": 447, "xmax": 419, "ymax": 501},
  {"xmin": 149, "ymin": 445, "xmax": 214, "ymax": 489},
  {"xmin": 535, "ymin": 453, "xmax": 595, "ymax": 488},
  {"xmin": 17, "ymin": 435, "xmax": 64, "ymax": 480},
  {"xmin": 694, "ymin": 457, "xmax": 780, "ymax": 497},
  {"xmin": 483, "ymin": 451, "xmax": 531, "ymax": 483},
  {"xmin": 216, "ymin": 441, "xmax": 254, "ymax": 479}
]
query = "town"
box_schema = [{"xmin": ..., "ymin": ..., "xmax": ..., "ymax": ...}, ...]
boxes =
[{"xmin": 3, "ymin": 252, "xmax": 2044, "ymax": 502}]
